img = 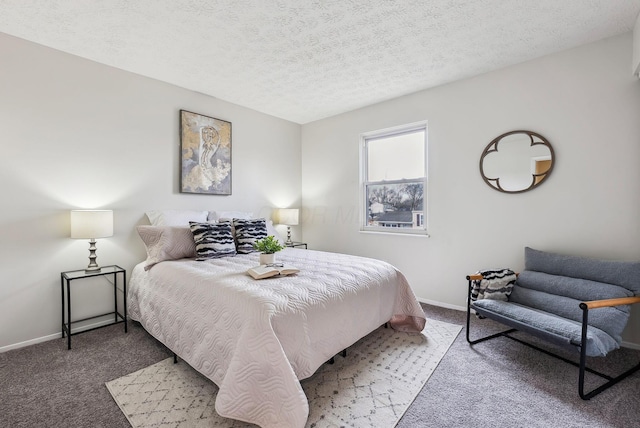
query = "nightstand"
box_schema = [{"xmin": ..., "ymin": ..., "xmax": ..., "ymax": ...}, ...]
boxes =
[
  {"xmin": 285, "ymin": 242, "xmax": 308, "ymax": 249},
  {"xmin": 60, "ymin": 265, "xmax": 127, "ymax": 349}
]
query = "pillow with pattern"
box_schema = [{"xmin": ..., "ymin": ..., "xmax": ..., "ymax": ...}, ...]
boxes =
[
  {"xmin": 136, "ymin": 225, "xmax": 197, "ymax": 270},
  {"xmin": 233, "ymin": 218, "xmax": 268, "ymax": 254},
  {"xmin": 189, "ymin": 222, "xmax": 236, "ymax": 260}
]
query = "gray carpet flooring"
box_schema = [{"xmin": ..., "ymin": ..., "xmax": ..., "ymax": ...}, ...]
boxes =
[{"xmin": 1, "ymin": 304, "xmax": 639, "ymax": 427}]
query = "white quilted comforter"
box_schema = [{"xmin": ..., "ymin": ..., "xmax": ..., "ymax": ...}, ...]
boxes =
[{"xmin": 128, "ymin": 248, "xmax": 426, "ymax": 428}]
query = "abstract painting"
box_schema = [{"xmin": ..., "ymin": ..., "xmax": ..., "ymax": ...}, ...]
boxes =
[{"xmin": 180, "ymin": 110, "xmax": 232, "ymax": 195}]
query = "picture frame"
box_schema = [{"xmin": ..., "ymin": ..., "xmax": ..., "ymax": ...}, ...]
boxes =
[{"xmin": 180, "ymin": 110, "xmax": 232, "ymax": 195}]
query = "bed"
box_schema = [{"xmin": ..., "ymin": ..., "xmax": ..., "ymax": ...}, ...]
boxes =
[{"xmin": 129, "ymin": 242, "xmax": 426, "ymax": 427}]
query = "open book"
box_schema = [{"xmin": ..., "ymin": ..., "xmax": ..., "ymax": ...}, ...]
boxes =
[{"xmin": 247, "ymin": 264, "xmax": 300, "ymax": 280}]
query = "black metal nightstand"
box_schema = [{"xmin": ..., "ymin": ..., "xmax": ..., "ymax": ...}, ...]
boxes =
[
  {"xmin": 60, "ymin": 265, "xmax": 127, "ymax": 349},
  {"xmin": 285, "ymin": 242, "xmax": 308, "ymax": 249}
]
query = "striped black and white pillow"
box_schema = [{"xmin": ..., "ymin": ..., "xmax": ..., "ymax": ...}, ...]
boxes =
[
  {"xmin": 189, "ymin": 222, "xmax": 236, "ymax": 260},
  {"xmin": 233, "ymin": 218, "xmax": 268, "ymax": 254}
]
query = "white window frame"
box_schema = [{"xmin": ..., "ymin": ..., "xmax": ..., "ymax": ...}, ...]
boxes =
[{"xmin": 360, "ymin": 121, "xmax": 428, "ymax": 236}]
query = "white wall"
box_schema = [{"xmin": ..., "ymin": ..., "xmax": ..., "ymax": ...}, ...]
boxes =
[
  {"xmin": 0, "ymin": 33, "xmax": 301, "ymax": 350},
  {"xmin": 633, "ymin": 11, "xmax": 640, "ymax": 75},
  {"xmin": 301, "ymin": 33, "xmax": 640, "ymax": 345},
  {"xmin": 3, "ymin": 30, "xmax": 639, "ymax": 351}
]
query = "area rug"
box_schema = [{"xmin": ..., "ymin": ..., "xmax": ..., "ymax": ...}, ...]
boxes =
[{"xmin": 106, "ymin": 319, "xmax": 462, "ymax": 428}]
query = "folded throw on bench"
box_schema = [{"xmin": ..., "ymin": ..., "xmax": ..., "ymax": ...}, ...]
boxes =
[{"xmin": 471, "ymin": 268, "xmax": 516, "ymax": 301}]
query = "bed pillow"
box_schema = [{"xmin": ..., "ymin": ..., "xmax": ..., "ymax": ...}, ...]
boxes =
[
  {"xmin": 215, "ymin": 217, "xmax": 283, "ymax": 245},
  {"xmin": 233, "ymin": 218, "xmax": 268, "ymax": 253},
  {"xmin": 208, "ymin": 211, "xmax": 254, "ymax": 222},
  {"xmin": 146, "ymin": 210, "xmax": 208, "ymax": 226},
  {"xmin": 189, "ymin": 221, "xmax": 237, "ymax": 260},
  {"xmin": 136, "ymin": 225, "xmax": 197, "ymax": 270},
  {"xmin": 266, "ymin": 220, "xmax": 285, "ymax": 245}
]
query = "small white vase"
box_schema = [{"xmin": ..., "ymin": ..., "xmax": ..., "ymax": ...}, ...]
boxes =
[{"xmin": 259, "ymin": 253, "xmax": 275, "ymax": 265}]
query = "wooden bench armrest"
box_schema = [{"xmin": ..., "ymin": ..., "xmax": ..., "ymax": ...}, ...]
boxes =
[
  {"xmin": 580, "ymin": 296, "xmax": 640, "ymax": 310},
  {"xmin": 466, "ymin": 272, "xmax": 519, "ymax": 281}
]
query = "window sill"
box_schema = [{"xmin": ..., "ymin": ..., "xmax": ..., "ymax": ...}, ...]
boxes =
[{"xmin": 359, "ymin": 229, "xmax": 430, "ymax": 238}]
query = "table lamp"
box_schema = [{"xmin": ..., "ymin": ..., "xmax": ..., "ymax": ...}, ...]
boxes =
[
  {"xmin": 277, "ymin": 208, "xmax": 299, "ymax": 245},
  {"xmin": 70, "ymin": 210, "xmax": 113, "ymax": 272}
]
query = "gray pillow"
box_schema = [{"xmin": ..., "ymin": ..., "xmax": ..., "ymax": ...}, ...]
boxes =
[
  {"xmin": 508, "ymin": 286, "xmax": 629, "ymax": 344},
  {"xmin": 516, "ymin": 270, "xmax": 633, "ymax": 302},
  {"xmin": 524, "ymin": 247, "xmax": 640, "ymax": 294}
]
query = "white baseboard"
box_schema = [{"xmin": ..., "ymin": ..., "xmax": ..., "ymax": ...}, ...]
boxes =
[
  {"xmin": 417, "ymin": 297, "xmax": 466, "ymax": 312},
  {"xmin": 621, "ymin": 341, "xmax": 640, "ymax": 350},
  {"xmin": 417, "ymin": 298, "xmax": 640, "ymax": 350},
  {"xmin": 0, "ymin": 318, "xmax": 116, "ymax": 353}
]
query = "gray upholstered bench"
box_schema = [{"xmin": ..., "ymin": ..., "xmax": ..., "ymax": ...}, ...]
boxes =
[{"xmin": 466, "ymin": 247, "xmax": 640, "ymax": 399}]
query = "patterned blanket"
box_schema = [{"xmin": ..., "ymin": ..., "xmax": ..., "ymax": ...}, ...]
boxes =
[{"xmin": 471, "ymin": 268, "xmax": 517, "ymax": 301}]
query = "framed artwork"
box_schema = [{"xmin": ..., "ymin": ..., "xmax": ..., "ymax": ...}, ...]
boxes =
[{"xmin": 180, "ymin": 110, "xmax": 232, "ymax": 195}]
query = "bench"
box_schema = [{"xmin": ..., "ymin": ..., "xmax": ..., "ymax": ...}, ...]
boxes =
[{"xmin": 466, "ymin": 247, "xmax": 640, "ymax": 399}]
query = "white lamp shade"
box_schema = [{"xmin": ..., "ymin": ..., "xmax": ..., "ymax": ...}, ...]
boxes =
[
  {"xmin": 277, "ymin": 208, "xmax": 299, "ymax": 226},
  {"xmin": 70, "ymin": 210, "xmax": 114, "ymax": 239}
]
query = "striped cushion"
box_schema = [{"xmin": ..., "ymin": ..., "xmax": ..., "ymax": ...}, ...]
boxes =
[
  {"xmin": 233, "ymin": 218, "xmax": 268, "ymax": 254},
  {"xmin": 189, "ymin": 222, "xmax": 236, "ymax": 260}
]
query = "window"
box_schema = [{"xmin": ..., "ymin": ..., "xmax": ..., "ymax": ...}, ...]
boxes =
[{"xmin": 361, "ymin": 122, "xmax": 427, "ymax": 235}]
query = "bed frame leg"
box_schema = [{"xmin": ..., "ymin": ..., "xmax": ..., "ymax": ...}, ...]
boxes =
[
  {"xmin": 173, "ymin": 352, "xmax": 178, "ymax": 364},
  {"xmin": 327, "ymin": 349, "xmax": 347, "ymax": 365}
]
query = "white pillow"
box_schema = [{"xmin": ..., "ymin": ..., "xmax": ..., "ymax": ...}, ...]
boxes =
[
  {"xmin": 146, "ymin": 210, "xmax": 208, "ymax": 226},
  {"xmin": 209, "ymin": 211, "xmax": 254, "ymax": 221},
  {"xmin": 266, "ymin": 220, "xmax": 285, "ymax": 245}
]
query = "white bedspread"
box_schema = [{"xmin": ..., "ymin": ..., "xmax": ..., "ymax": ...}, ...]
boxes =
[{"xmin": 128, "ymin": 248, "xmax": 426, "ymax": 428}]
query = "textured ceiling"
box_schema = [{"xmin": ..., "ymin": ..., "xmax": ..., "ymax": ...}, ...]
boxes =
[{"xmin": 1, "ymin": 1, "xmax": 639, "ymax": 124}]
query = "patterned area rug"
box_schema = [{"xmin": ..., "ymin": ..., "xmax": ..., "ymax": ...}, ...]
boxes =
[{"xmin": 106, "ymin": 319, "xmax": 461, "ymax": 427}]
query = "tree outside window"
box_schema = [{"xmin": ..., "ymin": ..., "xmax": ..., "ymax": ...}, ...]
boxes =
[{"xmin": 361, "ymin": 123, "xmax": 427, "ymax": 234}]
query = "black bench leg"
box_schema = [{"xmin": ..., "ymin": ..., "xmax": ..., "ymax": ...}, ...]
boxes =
[
  {"xmin": 577, "ymin": 304, "xmax": 640, "ymax": 399},
  {"xmin": 465, "ymin": 277, "xmax": 515, "ymax": 344}
]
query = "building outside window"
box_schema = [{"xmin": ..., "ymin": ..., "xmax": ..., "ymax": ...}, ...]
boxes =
[{"xmin": 360, "ymin": 122, "xmax": 427, "ymax": 235}]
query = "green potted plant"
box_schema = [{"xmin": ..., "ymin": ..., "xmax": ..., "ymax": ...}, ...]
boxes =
[{"xmin": 253, "ymin": 235, "xmax": 285, "ymax": 265}]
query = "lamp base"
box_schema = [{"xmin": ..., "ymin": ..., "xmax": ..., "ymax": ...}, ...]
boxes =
[
  {"xmin": 85, "ymin": 239, "xmax": 102, "ymax": 273},
  {"xmin": 285, "ymin": 226, "xmax": 293, "ymax": 245}
]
